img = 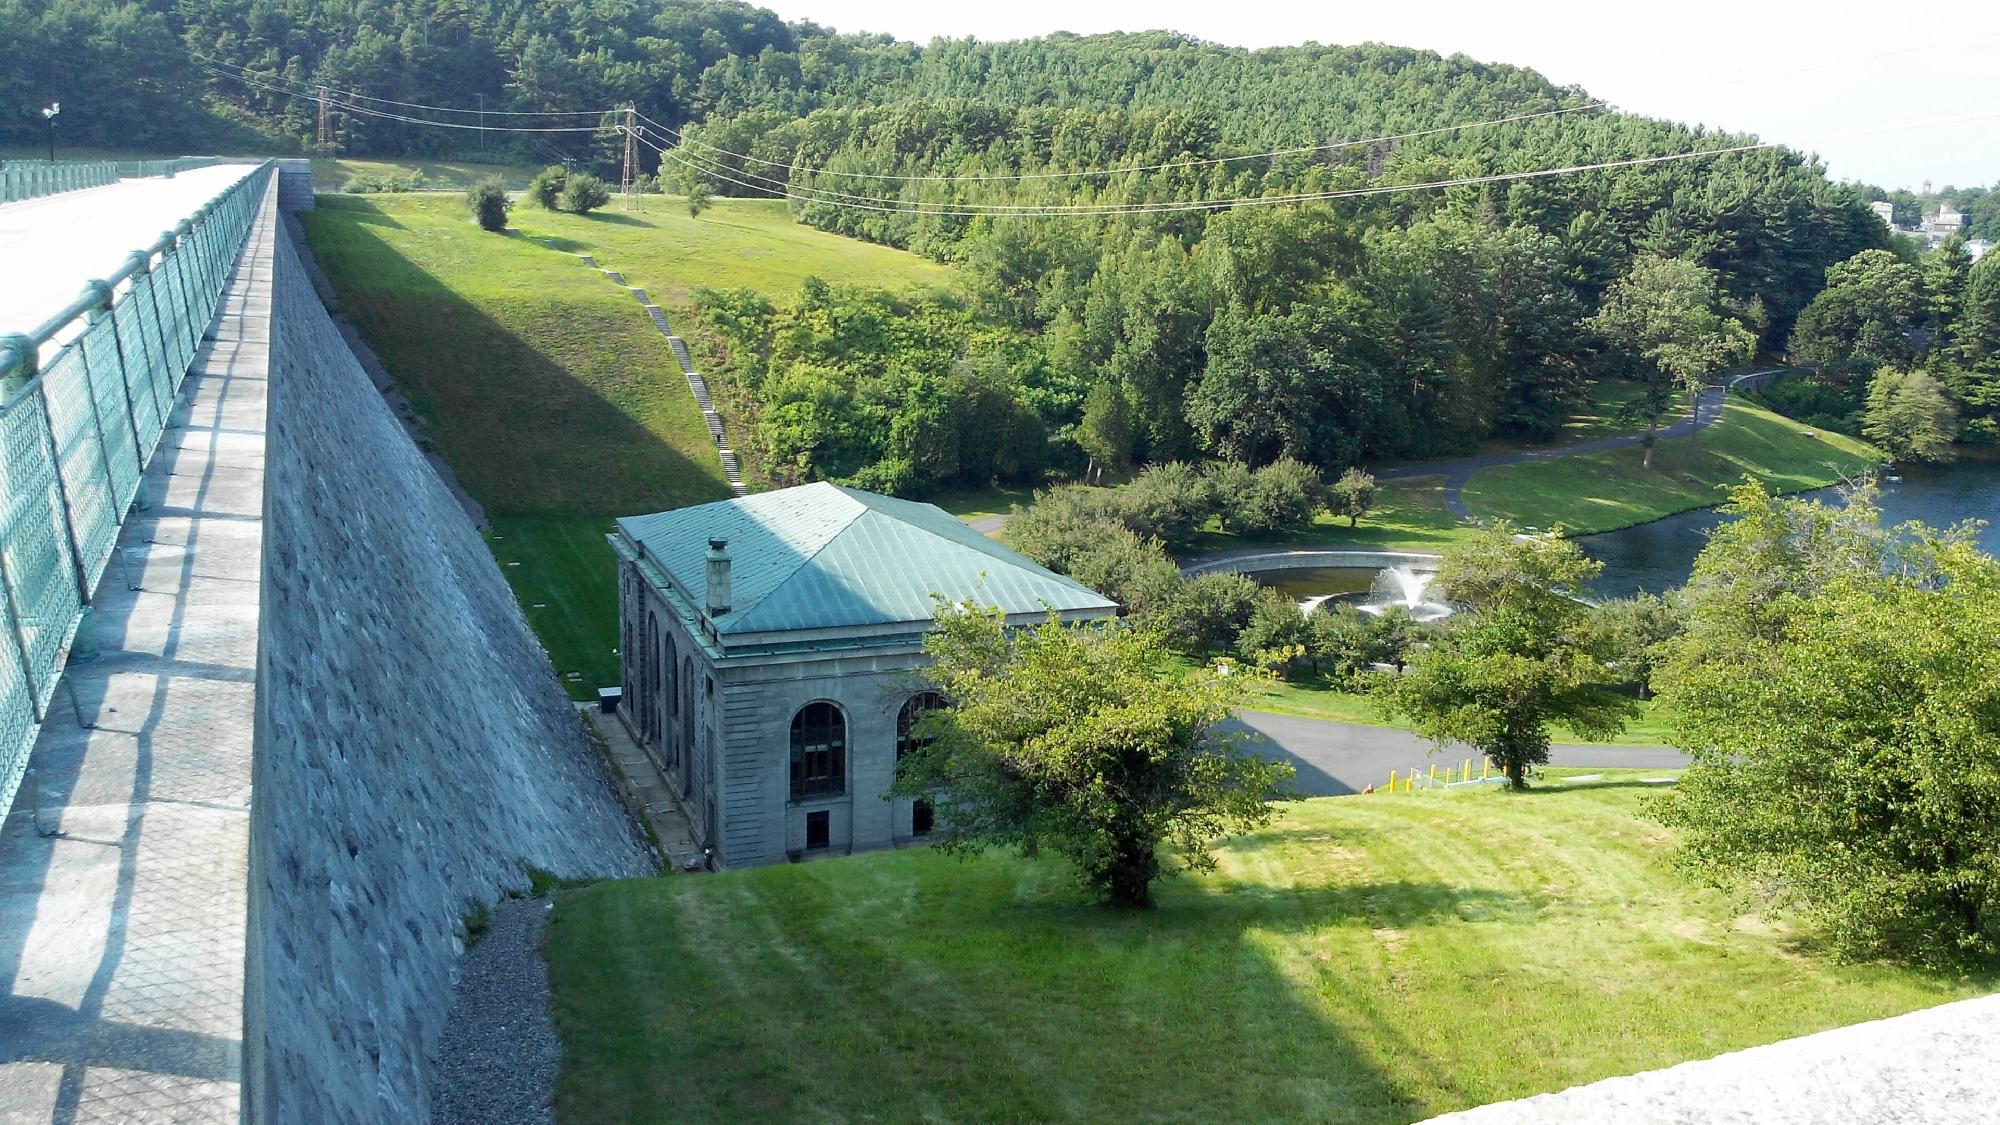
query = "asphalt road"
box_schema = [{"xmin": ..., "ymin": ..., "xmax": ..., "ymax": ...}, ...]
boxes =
[{"xmin": 1225, "ymin": 709, "xmax": 1688, "ymax": 796}]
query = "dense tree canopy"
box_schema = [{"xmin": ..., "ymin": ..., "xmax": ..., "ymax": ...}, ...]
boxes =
[{"xmin": 1654, "ymin": 481, "xmax": 2000, "ymax": 966}]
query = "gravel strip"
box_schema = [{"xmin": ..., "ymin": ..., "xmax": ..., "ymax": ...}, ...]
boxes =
[{"xmin": 430, "ymin": 897, "xmax": 560, "ymax": 1125}]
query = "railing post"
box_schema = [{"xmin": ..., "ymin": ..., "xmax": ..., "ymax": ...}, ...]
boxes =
[
  {"xmin": 33, "ymin": 383, "xmax": 94, "ymax": 609},
  {"xmin": 0, "ymin": 546, "xmax": 46, "ymax": 723},
  {"xmin": 86, "ymin": 279, "xmax": 145, "ymax": 506},
  {"xmin": 131, "ymin": 251, "xmax": 175, "ymax": 431}
]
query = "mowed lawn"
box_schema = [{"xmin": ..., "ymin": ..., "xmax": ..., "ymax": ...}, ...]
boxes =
[
  {"xmin": 546, "ymin": 774, "xmax": 1989, "ymax": 1123},
  {"xmin": 1178, "ymin": 474, "xmax": 1481, "ymax": 558},
  {"xmin": 1462, "ymin": 398, "xmax": 1881, "ymax": 533},
  {"xmin": 301, "ymin": 193, "xmax": 734, "ymax": 693},
  {"xmin": 508, "ymin": 194, "xmax": 955, "ymax": 306}
]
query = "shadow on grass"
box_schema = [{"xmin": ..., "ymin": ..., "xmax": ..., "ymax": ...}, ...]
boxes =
[
  {"xmin": 301, "ymin": 197, "xmax": 735, "ymax": 693},
  {"xmin": 550, "ymin": 860, "xmax": 1453, "ymax": 1122},
  {"xmin": 579, "ymin": 210, "xmax": 652, "ymax": 227}
]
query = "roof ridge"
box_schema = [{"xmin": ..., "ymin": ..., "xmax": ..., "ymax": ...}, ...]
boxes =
[{"xmin": 718, "ymin": 483, "xmax": 867, "ymax": 622}]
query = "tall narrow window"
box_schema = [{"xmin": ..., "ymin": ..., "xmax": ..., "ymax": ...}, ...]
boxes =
[
  {"xmin": 897, "ymin": 692, "xmax": 946, "ymax": 836},
  {"xmin": 789, "ymin": 702, "xmax": 847, "ymax": 802}
]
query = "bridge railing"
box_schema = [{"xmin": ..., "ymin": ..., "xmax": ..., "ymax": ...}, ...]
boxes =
[
  {"xmin": 0, "ymin": 160, "xmax": 119, "ymax": 203},
  {"xmin": 0, "ymin": 161, "xmax": 273, "ymax": 824}
]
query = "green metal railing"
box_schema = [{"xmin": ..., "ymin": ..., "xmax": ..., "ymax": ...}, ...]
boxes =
[
  {"xmin": 1, "ymin": 160, "xmax": 118, "ymax": 202},
  {"xmin": 0, "ymin": 157, "xmax": 223, "ymax": 203},
  {"xmin": 0, "ymin": 161, "xmax": 273, "ymax": 824}
]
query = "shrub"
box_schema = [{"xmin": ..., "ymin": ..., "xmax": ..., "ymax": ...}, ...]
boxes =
[
  {"xmin": 527, "ymin": 165, "xmax": 567, "ymax": 210},
  {"xmin": 1240, "ymin": 457, "xmax": 1326, "ymax": 534},
  {"xmin": 1327, "ymin": 466, "xmax": 1377, "ymax": 528},
  {"xmin": 466, "ymin": 180, "xmax": 510, "ymax": 232},
  {"xmin": 1121, "ymin": 462, "xmax": 1216, "ymax": 546},
  {"xmin": 560, "ymin": 172, "xmax": 612, "ymax": 214},
  {"xmin": 1151, "ymin": 573, "xmax": 1261, "ymax": 654}
]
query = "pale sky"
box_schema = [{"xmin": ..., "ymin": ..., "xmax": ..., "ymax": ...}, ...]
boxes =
[{"xmin": 765, "ymin": 0, "xmax": 2000, "ymax": 190}]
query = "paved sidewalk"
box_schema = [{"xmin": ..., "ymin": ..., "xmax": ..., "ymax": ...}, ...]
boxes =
[
  {"xmin": 0, "ymin": 179, "xmax": 276, "ymax": 1122},
  {"xmin": 0, "ymin": 166, "xmax": 256, "ymax": 347},
  {"xmin": 582, "ymin": 707, "xmax": 704, "ymax": 872}
]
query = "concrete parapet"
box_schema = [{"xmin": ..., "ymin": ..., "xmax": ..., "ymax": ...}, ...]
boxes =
[{"xmin": 1180, "ymin": 548, "xmax": 1443, "ymax": 577}]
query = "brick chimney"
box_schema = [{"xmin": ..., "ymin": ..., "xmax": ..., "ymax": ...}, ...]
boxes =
[{"xmin": 704, "ymin": 538, "xmax": 732, "ymax": 618}]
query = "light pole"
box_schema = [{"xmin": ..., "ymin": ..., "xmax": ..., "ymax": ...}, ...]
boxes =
[{"xmin": 42, "ymin": 103, "xmax": 59, "ymax": 163}]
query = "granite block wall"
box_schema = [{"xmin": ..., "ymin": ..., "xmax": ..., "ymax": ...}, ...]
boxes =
[{"xmin": 244, "ymin": 220, "xmax": 649, "ymax": 1123}]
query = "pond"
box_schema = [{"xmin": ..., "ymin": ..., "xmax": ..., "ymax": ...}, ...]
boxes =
[
  {"xmin": 1581, "ymin": 456, "xmax": 2000, "ymax": 598},
  {"xmin": 1240, "ymin": 565, "xmax": 1454, "ymax": 620}
]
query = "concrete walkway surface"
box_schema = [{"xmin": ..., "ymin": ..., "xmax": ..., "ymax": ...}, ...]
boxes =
[
  {"xmin": 0, "ymin": 177, "xmax": 276, "ymax": 1122},
  {"xmin": 0, "ymin": 165, "xmax": 256, "ymax": 346}
]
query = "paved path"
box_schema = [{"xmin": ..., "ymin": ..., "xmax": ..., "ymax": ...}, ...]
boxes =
[
  {"xmin": 1379, "ymin": 371, "xmax": 1794, "ymax": 519},
  {"xmin": 0, "ymin": 166, "xmax": 255, "ymax": 347},
  {"xmin": 0, "ymin": 179, "xmax": 275, "ymax": 1122},
  {"xmin": 1227, "ymin": 709, "xmax": 1686, "ymax": 796}
]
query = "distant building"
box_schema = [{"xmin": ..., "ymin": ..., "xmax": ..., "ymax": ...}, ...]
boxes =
[
  {"xmin": 1969, "ymin": 238, "xmax": 1993, "ymax": 262},
  {"xmin": 611, "ymin": 482, "xmax": 1118, "ymax": 867},
  {"xmin": 1870, "ymin": 200, "xmax": 1897, "ymax": 229},
  {"xmin": 1926, "ymin": 204, "xmax": 1967, "ymax": 237}
]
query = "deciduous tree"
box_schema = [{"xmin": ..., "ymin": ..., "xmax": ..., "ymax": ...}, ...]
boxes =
[{"xmin": 893, "ymin": 608, "xmax": 1293, "ymax": 907}]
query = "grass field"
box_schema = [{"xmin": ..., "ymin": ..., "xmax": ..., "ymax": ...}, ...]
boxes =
[
  {"xmin": 301, "ymin": 193, "xmax": 735, "ymax": 694},
  {"xmin": 507, "ymin": 194, "xmax": 954, "ymax": 306},
  {"xmin": 545, "ymin": 774, "xmax": 1989, "ymax": 1123},
  {"xmin": 1179, "ymin": 475, "xmax": 1481, "ymax": 558},
  {"xmin": 1462, "ymin": 399, "xmax": 1882, "ymax": 533},
  {"xmin": 312, "ymin": 156, "xmax": 537, "ymax": 192}
]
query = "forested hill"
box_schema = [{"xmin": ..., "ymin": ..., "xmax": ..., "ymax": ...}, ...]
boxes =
[{"xmin": 26, "ymin": 0, "xmax": 1984, "ymax": 494}]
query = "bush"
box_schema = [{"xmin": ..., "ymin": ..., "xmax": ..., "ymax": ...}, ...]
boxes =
[
  {"xmin": 466, "ymin": 180, "xmax": 510, "ymax": 232},
  {"xmin": 1238, "ymin": 457, "xmax": 1326, "ymax": 534},
  {"xmin": 1063, "ymin": 525, "xmax": 1183, "ymax": 617},
  {"xmin": 560, "ymin": 172, "xmax": 612, "ymax": 214},
  {"xmin": 527, "ymin": 165, "xmax": 567, "ymax": 210},
  {"xmin": 1151, "ymin": 573, "xmax": 1261, "ymax": 654},
  {"xmin": 1121, "ymin": 462, "xmax": 1216, "ymax": 546}
]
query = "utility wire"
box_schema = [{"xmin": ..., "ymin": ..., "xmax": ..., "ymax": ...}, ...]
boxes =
[
  {"xmin": 200, "ymin": 65, "xmax": 613, "ymax": 132},
  {"xmin": 633, "ymin": 102, "xmax": 1610, "ymax": 183},
  {"xmin": 194, "ymin": 53, "xmax": 614, "ymax": 116},
  {"xmin": 633, "ymin": 128, "xmax": 1778, "ymax": 218}
]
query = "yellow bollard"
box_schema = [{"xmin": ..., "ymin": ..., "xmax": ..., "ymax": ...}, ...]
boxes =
[
  {"xmin": 1464, "ymin": 758, "xmax": 1472, "ymax": 783},
  {"xmin": 1388, "ymin": 770, "xmax": 1397, "ymax": 794}
]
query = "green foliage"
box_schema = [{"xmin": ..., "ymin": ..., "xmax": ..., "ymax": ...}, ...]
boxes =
[
  {"xmin": 1232, "ymin": 457, "xmax": 1327, "ymax": 535},
  {"xmin": 1328, "ymin": 467, "xmax": 1378, "ymax": 528},
  {"xmin": 1151, "ymin": 573, "xmax": 1262, "ymax": 655},
  {"xmin": 894, "ymin": 607, "xmax": 1293, "ymax": 907},
  {"xmin": 1233, "ymin": 591, "xmax": 1312, "ymax": 674},
  {"xmin": 527, "ymin": 165, "xmax": 568, "ymax": 210},
  {"xmin": 1076, "ymin": 381, "xmax": 1133, "ymax": 482},
  {"xmin": 1588, "ymin": 254, "xmax": 1756, "ymax": 448},
  {"xmin": 1862, "ymin": 368, "xmax": 1959, "ymax": 462},
  {"xmin": 559, "ymin": 172, "xmax": 612, "ymax": 214},
  {"xmin": 1584, "ymin": 593, "xmax": 1682, "ymax": 697},
  {"xmin": 465, "ymin": 180, "xmax": 509, "ymax": 232},
  {"xmin": 1787, "ymin": 249, "xmax": 1926, "ymax": 377},
  {"xmin": 1385, "ymin": 526, "xmax": 1635, "ymax": 788},
  {"xmin": 1119, "ymin": 462, "xmax": 1215, "ymax": 547},
  {"xmin": 1654, "ymin": 482, "xmax": 2000, "ymax": 965}
]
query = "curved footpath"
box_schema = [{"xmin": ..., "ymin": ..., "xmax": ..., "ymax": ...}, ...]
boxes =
[
  {"xmin": 1228, "ymin": 709, "xmax": 1685, "ymax": 796},
  {"xmin": 1380, "ymin": 369, "xmax": 1788, "ymax": 518}
]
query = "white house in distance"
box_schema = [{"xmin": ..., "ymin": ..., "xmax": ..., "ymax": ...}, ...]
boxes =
[{"xmin": 610, "ymin": 482, "xmax": 1119, "ymax": 867}]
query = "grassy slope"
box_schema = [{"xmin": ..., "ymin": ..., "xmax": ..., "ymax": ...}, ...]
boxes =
[
  {"xmin": 301, "ymin": 193, "xmax": 732, "ymax": 692},
  {"xmin": 302, "ymin": 192, "xmax": 956, "ymax": 694},
  {"xmin": 508, "ymin": 194, "xmax": 954, "ymax": 307},
  {"xmin": 312, "ymin": 156, "xmax": 538, "ymax": 191},
  {"xmin": 547, "ymin": 775, "xmax": 1988, "ymax": 1123},
  {"xmin": 1461, "ymin": 398, "xmax": 1882, "ymax": 533},
  {"xmin": 1179, "ymin": 474, "xmax": 1480, "ymax": 557}
]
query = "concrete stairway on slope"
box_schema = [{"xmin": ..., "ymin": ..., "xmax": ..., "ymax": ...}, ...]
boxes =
[{"xmin": 542, "ymin": 240, "xmax": 747, "ymax": 496}]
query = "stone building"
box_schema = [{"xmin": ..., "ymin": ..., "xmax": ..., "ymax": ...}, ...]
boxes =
[{"xmin": 611, "ymin": 482, "xmax": 1118, "ymax": 867}]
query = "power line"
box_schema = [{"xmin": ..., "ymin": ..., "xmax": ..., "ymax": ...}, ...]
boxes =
[
  {"xmin": 633, "ymin": 102, "xmax": 1610, "ymax": 184},
  {"xmin": 193, "ymin": 53, "xmax": 613, "ymax": 116},
  {"xmin": 200, "ymin": 65, "xmax": 613, "ymax": 132},
  {"xmin": 634, "ymin": 128, "xmax": 1780, "ymax": 218}
]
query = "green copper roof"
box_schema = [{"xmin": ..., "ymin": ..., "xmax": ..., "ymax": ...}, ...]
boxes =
[{"xmin": 617, "ymin": 482, "xmax": 1118, "ymax": 636}]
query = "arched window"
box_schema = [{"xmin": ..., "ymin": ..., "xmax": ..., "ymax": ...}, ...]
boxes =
[
  {"xmin": 790, "ymin": 701, "xmax": 847, "ymax": 802},
  {"xmin": 897, "ymin": 692, "xmax": 946, "ymax": 836},
  {"xmin": 897, "ymin": 692, "xmax": 947, "ymax": 760},
  {"xmin": 642, "ymin": 613, "xmax": 659, "ymax": 741}
]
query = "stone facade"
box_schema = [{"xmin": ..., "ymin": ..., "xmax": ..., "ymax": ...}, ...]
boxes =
[
  {"xmin": 615, "ymin": 553, "xmax": 941, "ymax": 865},
  {"xmin": 610, "ymin": 484, "xmax": 1118, "ymax": 869}
]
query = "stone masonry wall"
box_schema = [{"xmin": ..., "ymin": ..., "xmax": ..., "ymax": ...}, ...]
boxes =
[{"xmin": 244, "ymin": 221, "xmax": 649, "ymax": 1123}]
